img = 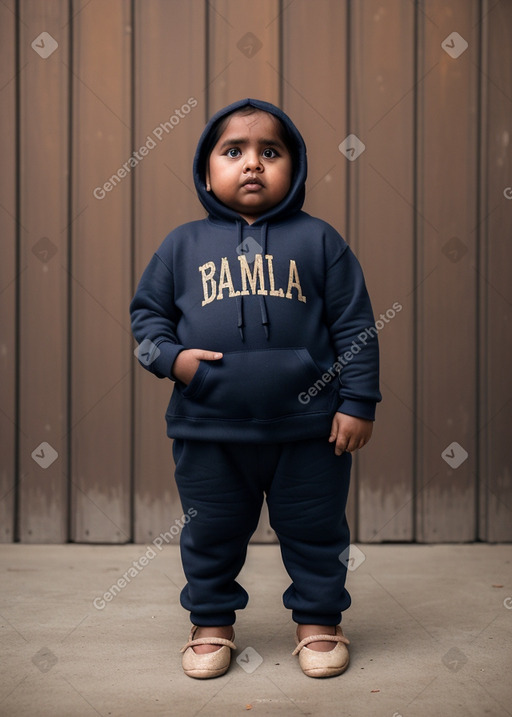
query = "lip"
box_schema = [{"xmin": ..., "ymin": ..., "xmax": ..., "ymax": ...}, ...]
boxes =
[{"xmin": 241, "ymin": 177, "xmax": 264, "ymax": 189}]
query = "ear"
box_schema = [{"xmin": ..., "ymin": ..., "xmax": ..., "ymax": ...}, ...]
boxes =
[{"xmin": 205, "ymin": 165, "xmax": 211, "ymax": 192}]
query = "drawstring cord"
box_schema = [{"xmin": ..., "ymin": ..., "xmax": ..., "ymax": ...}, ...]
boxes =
[
  {"xmin": 235, "ymin": 220, "xmax": 245, "ymax": 341},
  {"xmin": 235, "ymin": 221, "xmax": 271, "ymax": 341},
  {"xmin": 258, "ymin": 223, "xmax": 270, "ymax": 340},
  {"xmin": 236, "ymin": 294, "xmax": 245, "ymax": 341}
]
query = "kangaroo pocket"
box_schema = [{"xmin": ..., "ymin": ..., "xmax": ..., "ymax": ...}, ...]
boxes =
[{"xmin": 174, "ymin": 348, "xmax": 337, "ymax": 421}]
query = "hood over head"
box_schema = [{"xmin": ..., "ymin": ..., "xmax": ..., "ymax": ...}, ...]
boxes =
[{"xmin": 193, "ymin": 98, "xmax": 307, "ymax": 224}]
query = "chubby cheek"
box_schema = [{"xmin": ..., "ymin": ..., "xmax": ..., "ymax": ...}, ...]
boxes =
[
  {"xmin": 274, "ymin": 175, "xmax": 292, "ymax": 201},
  {"xmin": 272, "ymin": 162, "xmax": 292, "ymax": 195},
  {"xmin": 211, "ymin": 166, "xmax": 239, "ymax": 195},
  {"xmin": 217, "ymin": 178, "xmax": 240, "ymax": 202}
]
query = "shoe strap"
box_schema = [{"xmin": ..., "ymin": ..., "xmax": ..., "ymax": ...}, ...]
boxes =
[
  {"xmin": 180, "ymin": 629, "xmax": 237, "ymax": 653},
  {"xmin": 292, "ymin": 632, "xmax": 350, "ymax": 656}
]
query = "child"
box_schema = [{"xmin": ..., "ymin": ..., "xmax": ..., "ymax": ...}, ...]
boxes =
[{"xmin": 130, "ymin": 98, "xmax": 381, "ymax": 679}]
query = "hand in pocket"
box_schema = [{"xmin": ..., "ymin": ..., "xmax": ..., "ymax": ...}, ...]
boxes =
[{"xmin": 171, "ymin": 348, "xmax": 223, "ymax": 385}]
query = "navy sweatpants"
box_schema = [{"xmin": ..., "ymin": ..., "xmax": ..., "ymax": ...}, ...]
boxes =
[{"xmin": 172, "ymin": 438, "xmax": 352, "ymax": 627}]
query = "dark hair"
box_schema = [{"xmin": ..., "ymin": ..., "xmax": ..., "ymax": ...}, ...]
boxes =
[{"xmin": 203, "ymin": 106, "xmax": 296, "ymax": 169}]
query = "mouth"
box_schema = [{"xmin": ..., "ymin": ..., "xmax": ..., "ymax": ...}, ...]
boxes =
[{"xmin": 241, "ymin": 176, "xmax": 264, "ymax": 188}]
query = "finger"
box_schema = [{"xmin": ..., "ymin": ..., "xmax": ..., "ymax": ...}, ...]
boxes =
[
  {"xmin": 349, "ymin": 436, "xmax": 364, "ymax": 453},
  {"xmin": 328, "ymin": 415, "xmax": 343, "ymax": 443},
  {"xmin": 335, "ymin": 435, "xmax": 349, "ymax": 455},
  {"xmin": 194, "ymin": 349, "xmax": 223, "ymax": 361},
  {"xmin": 359, "ymin": 433, "xmax": 371, "ymax": 450},
  {"xmin": 346, "ymin": 437, "xmax": 357, "ymax": 453},
  {"xmin": 350, "ymin": 436, "xmax": 366, "ymax": 452},
  {"xmin": 328, "ymin": 425, "xmax": 342, "ymax": 450}
]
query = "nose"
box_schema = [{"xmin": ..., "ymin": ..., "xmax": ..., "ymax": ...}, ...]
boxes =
[{"xmin": 243, "ymin": 150, "xmax": 262, "ymax": 172}]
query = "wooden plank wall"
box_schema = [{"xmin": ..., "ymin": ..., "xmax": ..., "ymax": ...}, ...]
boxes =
[
  {"xmin": 1, "ymin": 0, "xmax": 510, "ymax": 544},
  {"xmin": 415, "ymin": 0, "xmax": 480, "ymax": 541},
  {"xmin": 0, "ymin": 0, "xmax": 17, "ymax": 542},
  {"xmin": 349, "ymin": 1, "xmax": 415, "ymax": 541},
  {"xmin": 479, "ymin": 0, "xmax": 512, "ymax": 542},
  {"xmin": 17, "ymin": 0, "xmax": 70, "ymax": 542},
  {"xmin": 70, "ymin": 0, "xmax": 133, "ymax": 542}
]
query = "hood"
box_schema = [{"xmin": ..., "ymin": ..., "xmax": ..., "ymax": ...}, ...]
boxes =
[{"xmin": 193, "ymin": 98, "xmax": 307, "ymax": 224}]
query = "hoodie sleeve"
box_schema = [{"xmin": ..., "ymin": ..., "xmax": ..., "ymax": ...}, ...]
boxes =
[
  {"xmin": 130, "ymin": 251, "xmax": 185, "ymax": 380},
  {"xmin": 324, "ymin": 242, "xmax": 382, "ymax": 421}
]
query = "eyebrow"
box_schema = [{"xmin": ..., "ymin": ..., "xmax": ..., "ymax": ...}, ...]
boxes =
[{"xmin": 218, "ymin": 137, "xmax": 285, "ymax": 150}]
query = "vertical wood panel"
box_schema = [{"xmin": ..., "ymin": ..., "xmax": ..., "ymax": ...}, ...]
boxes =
[
  {"xmin": 18, "ymin": 0, "xmax": 69, "ymax": 542},
  {"xmin": 351, "ymin": 0, "xmax": 415, "ymax": 541},
  {"xmin": 133, "ymin": 0, "xmax": 206, "ymax": 543},
  {"xmin": 479, "ymin": 1, "xmax": 512, "ymax": 541},
  {"xmin": 208, "ymin": 0, "xmax": 280, "ymax": 115},
  {"xmin": 416, "ymin": 0, "xmax": 480, "ymax": 541},
  {"xmin": 282, "ymin": 0, "xmax": 352, "ymax": 530},
  {"xmin": 0, "ymin": 0, "xmax": 16, "ymax": 542},
  {"xmin": 283, "ymin": 0, "xmax": 349, "ymax": 234},
  {"xmin": 70, "ymin": 0, "xmax": 132, "ymax": 542}
]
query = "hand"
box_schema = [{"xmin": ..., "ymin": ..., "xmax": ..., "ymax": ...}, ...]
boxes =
[
  {"xmin": 171, "ymin": 348, "xmax": 223, "ymax": 385},
  {"xmin": 328, "ymin": 413, "xmax": 373, "ymax": 455}
]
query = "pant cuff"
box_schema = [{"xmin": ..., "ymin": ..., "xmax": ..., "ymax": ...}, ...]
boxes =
[
  {"xmin": 189, "ymin": 611, "xmax": 237, "ymax": 627},
  {"xmin": 292, "ymin": 610, "xmax": 343, "ymax": 625}
]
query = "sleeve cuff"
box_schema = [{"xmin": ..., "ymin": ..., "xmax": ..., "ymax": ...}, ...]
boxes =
[
  {"xmin": 337, "ymin": 398, "xmax": 377, "ymax": 421},
  {"xmin": 136, "ymin": 339, "xmax": 185, "ymax": 380}
]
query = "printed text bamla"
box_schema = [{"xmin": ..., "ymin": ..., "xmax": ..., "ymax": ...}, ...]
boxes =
[{"xmin": 199, "ymin": 254, "xmax": 306, "ymax": 306}]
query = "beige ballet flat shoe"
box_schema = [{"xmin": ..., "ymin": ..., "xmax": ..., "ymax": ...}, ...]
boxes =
[
  {"xmin": 180, "ymin": 625, "xmax": 237, "ymax": 679},
  {"xmin": 292, "ymin": 625, "xmax": 350, "ymax": 678}
]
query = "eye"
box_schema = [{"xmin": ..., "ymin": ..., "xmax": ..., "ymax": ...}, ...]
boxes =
[
  {"xmin": 262, "ymin": 148, "xmax": 278, "ymax": 159},
  {"xmin": 226, "ymin": 148, "xmax": 241, "ymax": 158}
]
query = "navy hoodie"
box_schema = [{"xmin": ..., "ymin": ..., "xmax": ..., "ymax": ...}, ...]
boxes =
[{"xmin": 130, "ymin": 98, "xmax": 381, "ymax": 442}]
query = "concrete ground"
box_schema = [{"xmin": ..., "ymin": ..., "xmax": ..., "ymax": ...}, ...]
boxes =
[{"xmin": 0, "ymin": 544, "xmax": 511, "ymax": 717}]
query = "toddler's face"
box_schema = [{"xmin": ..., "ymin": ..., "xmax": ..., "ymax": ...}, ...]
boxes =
[{"xmin": 206, "ymin": 110, "xmax": 293, "ymax": 224}]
